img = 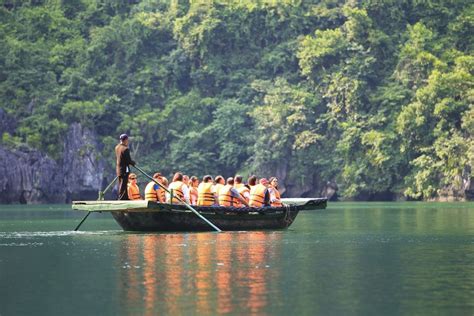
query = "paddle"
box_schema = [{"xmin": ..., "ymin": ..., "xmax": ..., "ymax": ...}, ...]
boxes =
[
  {"xmin": 74, "ymin": 176, "xmax": 118, "ymax": 231},
  {"xmin": 133, "ymin": 165, "xmax": 222, "ymax": 232}
]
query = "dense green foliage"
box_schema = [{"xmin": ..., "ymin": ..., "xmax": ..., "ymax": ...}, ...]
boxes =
[{"xmin": 1, "ymin": 0, "xmax": 472, "ymax": 200}]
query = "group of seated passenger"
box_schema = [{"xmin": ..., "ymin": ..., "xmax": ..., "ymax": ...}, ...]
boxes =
[{"xmin": 127, "ymin": 172, "xmax": 283, "ymax": 207}]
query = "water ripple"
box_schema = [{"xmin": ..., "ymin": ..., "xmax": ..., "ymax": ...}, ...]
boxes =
[
  {"xmin": 0, "ymin": 230, "xmax": 119, "ymax": 239},
  {"xmin": 0, "ymin": 242, "xmax": 44, "ymax": 247}
]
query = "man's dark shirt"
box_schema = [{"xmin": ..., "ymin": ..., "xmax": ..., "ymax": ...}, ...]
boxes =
[{"xmin": 115, "ymin": 143, "xmax": 135, "ymax": 176}]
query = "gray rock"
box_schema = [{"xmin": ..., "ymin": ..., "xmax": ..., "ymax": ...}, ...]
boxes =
[
  {"xmin": 0, "ymin": 123, "xmax": 109, "ymax": 204},
  {"xmin": 0, "ymin": 146, "xmax": 64, "ymax": 203},
  {"xmin": 62, "ymin": 123, "xmax": 106, "ymax": 202},
  {"xmin": 272, "ymin": 160, "xmax": 338, "ymax": 200}
]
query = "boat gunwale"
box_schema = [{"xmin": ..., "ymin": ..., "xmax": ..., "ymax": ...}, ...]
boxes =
[{"xmin": 72, "ymin": 197, "xmax": 327, "ymax": 214}]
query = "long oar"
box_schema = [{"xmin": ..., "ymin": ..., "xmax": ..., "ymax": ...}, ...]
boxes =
[
  {"xmin": 133, "ymin": 165, "xmax": 222, "ymax": 232},
  {"xmin": 74, "ymin": 176, "xmax": 118, "ymax": 231}
]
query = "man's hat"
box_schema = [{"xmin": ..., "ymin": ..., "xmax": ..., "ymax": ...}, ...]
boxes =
[{"xmin": 119, "ymin": 133, "xmax": 128, "ymax": 141}]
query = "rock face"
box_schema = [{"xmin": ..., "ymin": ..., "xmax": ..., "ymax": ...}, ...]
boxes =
[
  {"xmin": 0, "ymin": 123, "xmax": 107, "ymax": 204},
  {"xmin": 62, "ymin": 123, "xmax": 107, "ymax": 202},
  {"xmin": 285, "ymin": 177, "xmax": 338, "ymax": 201},
  {"xmin": 0, "ymin": 145, "xmax": 64, "ymax": 203},
  {"xmin": 275, "ymin": 159, "xmax": 338, "ymax": 200}
]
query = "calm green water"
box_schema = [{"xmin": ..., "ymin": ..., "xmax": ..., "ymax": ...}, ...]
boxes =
[{"xmin": 1, "ymin": 203, "xmax": 474, "ymax": 315}]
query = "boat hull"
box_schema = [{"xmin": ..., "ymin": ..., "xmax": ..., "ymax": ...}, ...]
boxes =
[
  {"xmin": 72, "ymin": 197, "xmax": 327, "ymax": 232},
  {"xmin": 111, "ymin": 209, "xmax": 300, "ymax": 232}
]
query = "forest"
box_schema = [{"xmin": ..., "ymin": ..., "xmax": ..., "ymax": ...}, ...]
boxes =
[{"xmin": 0, "ymin": 0, "xmax": 472, "ymax": 200}]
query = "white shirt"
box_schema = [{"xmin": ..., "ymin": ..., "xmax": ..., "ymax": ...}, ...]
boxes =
[{"xmin": 166, "ymin": 183, "xmax": 190, "ymax": 204}]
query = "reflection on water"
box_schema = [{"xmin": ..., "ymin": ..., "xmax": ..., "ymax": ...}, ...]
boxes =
[{"xmin": 118, "ymin": 232, "xmax": 281, "ymax": 315}]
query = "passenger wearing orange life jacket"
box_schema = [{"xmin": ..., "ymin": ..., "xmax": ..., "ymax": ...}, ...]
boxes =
[
  {"xmin": 167, "ymin": 172, "xmax": 190, "ymax": 204},
  {"xmin": 144, "ymin": 173, "xmax": 165, "ymax": 202},
  {"xmin": 127, "ymin": 173, "xmax": 142, "ymax": 200},
  {"xmin": 234, "ymin": 175, "xmax": 250, "ymax": 203},
  {"xmin": 249, "ymin": 178, "xmax": 271, "ymax": 208},
  {"xmin": 268, "ymin": 177, "xmax": 283, "ymax": 207},
  {"xmin": 197, "ymin": 175, "xmax": 217, "ymax": 206},
  {"xmin": 218, "ymin": 177, "xmax": 249, "ymax": 207},
  {"xmin": 189, "ymin": 176, "xmax": 199, "ymax": 205},
  {"xmin": 213, "ymin": 175, "xmax": 225, "ymax": 196}
]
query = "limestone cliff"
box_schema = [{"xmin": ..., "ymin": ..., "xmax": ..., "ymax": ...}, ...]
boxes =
[
  {"xmin": 0, "ymin": 145, "xmax": 64, "ymax": 203},
  {"xmin": 0, "ymin": 122, "xmax": 108, "ymax": 204},
  {"xmin": 62, "ymin": 123, "xmax": 107, "ymax": 202},
  {"xmin": 267, "ymin": 160, "xmax": 338, "ymax": 200}
]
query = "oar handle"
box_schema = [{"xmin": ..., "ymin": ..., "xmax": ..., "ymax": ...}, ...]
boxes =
[
  {"xmin": 133, "ymin": 165, "xmax": 222, "ymax": 232},
  {"xmin": 98, "ymin": 176, "xmax": 119, "ymax": 200}
]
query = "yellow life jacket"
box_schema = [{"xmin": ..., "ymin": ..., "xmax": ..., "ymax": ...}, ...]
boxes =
[
  {"xmin": 234, "ymin": 183, "xmax": 250, "ymax": 203},
  {"xmin": 214, "ymin": 183, "xmax": 224, "ymax": 196},
  {"xmin": 197, "ymin": 182, "xmax": 215, "ymax": 206},
  {"xmin": 249, "ymin": 184, "xmax": 267, "ymax": 208},
  {"xmin": 127, "ymin": 183, "xmax": 141, "ymax": 200},
  {"xmin": 270, "ymin": 187, "xmax": 283, "ymax": 207},
  {"xmin": 144, "ymin": 181, "xmax": 159, "ymax": 201},
  {"xmin": 218, "ymin": 184, "xmax": 240, "ymax": 207},
  {"xmin": 168, "ymin": 181, "xmax": 185, "ymax": 204}
]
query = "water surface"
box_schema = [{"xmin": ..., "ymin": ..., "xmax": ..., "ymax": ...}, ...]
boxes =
[{"xmin": 1, "ymin": 202, "xmax": 473, "ymax": 315}]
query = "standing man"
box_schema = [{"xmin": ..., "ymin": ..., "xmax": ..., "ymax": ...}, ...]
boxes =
[{"xmin": 115, "ymin": 134, "xmax": 136, "ymax": 200}]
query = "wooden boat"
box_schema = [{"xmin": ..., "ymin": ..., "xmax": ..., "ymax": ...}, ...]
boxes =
[{"xmin": 72, "ymin": 198, "xmax": 327, "ymax": 232}]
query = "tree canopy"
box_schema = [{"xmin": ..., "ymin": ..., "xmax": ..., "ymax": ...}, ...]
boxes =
[{"xmin": 1, "ymin": 0, "xmax": 472, "ymax": 200}]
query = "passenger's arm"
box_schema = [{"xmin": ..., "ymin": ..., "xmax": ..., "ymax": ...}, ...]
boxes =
[
  {"xmin": 269, "ymin": 188, "xmax": 278, "ymax": 203},
  {"xmin": 232, "ymin": 189, "xmax": 249, "ymax": 207}
]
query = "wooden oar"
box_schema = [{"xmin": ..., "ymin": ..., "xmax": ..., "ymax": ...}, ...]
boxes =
[
  {"xmin": 74, "ymin": 176, "xmax": 118, "ymax": 231},
  {"xmin": 133, "ymin": 165, "xmax": 222, "ymax": 232}
]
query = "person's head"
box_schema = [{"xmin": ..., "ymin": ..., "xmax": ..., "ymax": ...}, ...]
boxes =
[
  {"xmin": 259, "ymin": 178, "xmax": 269, "ymax": 187},
  {"xmin": 129, "ymin": 173, "xmax": 137, "ymax": 183},
  {"xmin": 173, "ymin": 172, "xmax": 183, "ymax": 182},
  {"xmin": 153, "ymin": 172, "xmax": 162, "ymax": 180},
  {"xmin": 161, "ymin": 176, "xmax": 169, "ymax": 187},
  {"xmin": 215, "ymin": 175, "xmax": 225, "ymax": 185},
  {"xmin": 119, "ymin": 134, "xmax": 129, "ymax": 145},
  {"xmin": 183, "ymin": 174, "xmax": 189, "ymax": 184},
  {"xmin": 235, "ymin": 175, "xmax": 243, "ymax": 184},
  {"xmin": 226, "ymin": 177, "xmax": 234, "ymax": 185},
  {"xmin": 190, "ymin": 176, "xmax": 199, "ymax": 187},
  {"xmin": 248, "ymin": 175, "xmax": 257, "ymax": 186},
  {"xmin": 269, "ymin": 177, "xmax": 278, "ymax": 189},
  {"xmin": 203, "ymin": 175, "xmax": 213, "ymax": 183}
]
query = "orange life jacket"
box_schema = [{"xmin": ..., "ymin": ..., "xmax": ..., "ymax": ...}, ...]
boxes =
[
  {"xmin": 270, "ymin": 187, "xmax": 283, "ymax": 207},
  {"xmin": 197, "ymin": 182, "xmax": 215, "ymax": 206},
  {"xmin": 168, "ymin": 181, "xmax": 185, "ymax": 204},
  {"xmin": 234, "ymin": 183, "xmax": 250, "ymax": 203},
  {"xmin": 127, "ymin": 183, "xmax": 141, "ymax": 200},
  {"xmin": 249, "ymin": 184, "xmax": 268, "ymax": 208},
  {"xmin": 190, "ymin": 186, "xmax": 198, "ymax": 205},
  {"xmin": 218, "ymin": 184, "xmax": 240, "ymax": 207},
  {"xmin": 144, "ymin": 181, "xmax": 159, "ymax": 201},
  {"xmin": 158, "ymin": 187, "xmax": 166, "ymax": 203}
]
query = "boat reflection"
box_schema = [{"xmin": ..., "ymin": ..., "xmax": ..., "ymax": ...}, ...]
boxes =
[{"xmin": 118, "ymin": 231, "xmax": 282, "ymax": 315}]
